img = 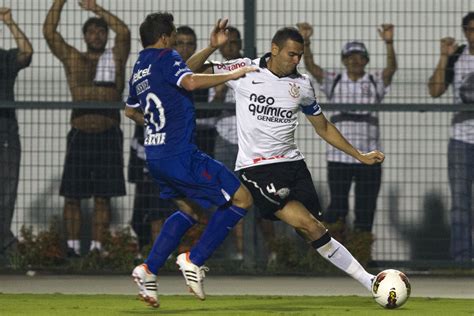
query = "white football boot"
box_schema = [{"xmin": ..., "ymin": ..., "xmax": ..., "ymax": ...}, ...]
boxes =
[
  {"xmin": 176, "ymin": 252, "xmax": 209, "ymax": 300},
  {"xmin": 131, "ymin": 264, "xmax": 159, "ymax": 308}
]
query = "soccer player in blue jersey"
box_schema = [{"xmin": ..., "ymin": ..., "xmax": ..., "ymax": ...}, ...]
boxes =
[{"xmin": 124, "ymin": 12, "xmax": 257, "ymax": 308}]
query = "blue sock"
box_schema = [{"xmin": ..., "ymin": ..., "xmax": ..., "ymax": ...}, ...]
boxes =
[
  {"xmin": 145, "ymin": 210, "xmax": 196, "ymax": 274},
  {"xmin": 189, "ymin": 205, "xmax": 247, "ymax": 266}
]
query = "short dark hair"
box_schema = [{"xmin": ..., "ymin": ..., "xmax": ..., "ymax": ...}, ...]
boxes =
[
  {"xmin": 176, "ymin": 25, "xmax": 197, "ymax": 42},
  {"xmin": 139, "ymin": 12, "xmax": 175, "ymax": 48},
  {"xmin": 462, "ymin": 12, "xmax": 474, "ymax": 30},
  {"xmin": 227, "ymin": 26, "xmax": 242, "ymax": 40},
  {"xmin": 82, "ymin": 17, "xmax": 108, "ymax": 35},
  {"xmin": 271, "ymin": 27, "xmax": 304, "ymax": 48}
]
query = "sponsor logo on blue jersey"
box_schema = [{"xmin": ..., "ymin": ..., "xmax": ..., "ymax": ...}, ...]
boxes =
[{"xmin": 132, "ymin": 64, "xmax": 152, "ymax": 84}]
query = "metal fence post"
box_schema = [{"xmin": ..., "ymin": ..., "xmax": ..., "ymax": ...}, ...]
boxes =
[{"xmin": 242, "ymin": 0, "xmax": 258, "ymax": 270}]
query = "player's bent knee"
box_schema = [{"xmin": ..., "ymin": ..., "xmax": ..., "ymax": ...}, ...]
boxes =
[
  {"xmin": 232, "ymin": 195, "xmax": 253, "ymax": 210},
  {"xmin": 173, "ymin": 199, "xmax": 201, "ymax": 221},
  {"xmin": 232, "ymin": 185, "xmax": 253, "ymax": 210}
]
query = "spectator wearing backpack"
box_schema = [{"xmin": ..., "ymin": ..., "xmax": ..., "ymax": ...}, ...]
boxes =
[
  {"xmin": 428, "ymin": 12, "xmax": 474, "ymax": 262},
  {"xmin": 297, "ymin": 22, "xmax": 397, "ymax": 233}
]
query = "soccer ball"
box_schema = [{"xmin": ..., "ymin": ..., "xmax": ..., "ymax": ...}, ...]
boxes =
[{"xmin": 371, "ymin": 269, "xmax": 411, "ymax": 309}]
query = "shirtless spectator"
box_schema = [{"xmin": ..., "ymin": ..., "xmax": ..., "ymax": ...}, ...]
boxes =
[{"xmin": 43, "ymin": 0, "xmax": 130, "ymax": 257}]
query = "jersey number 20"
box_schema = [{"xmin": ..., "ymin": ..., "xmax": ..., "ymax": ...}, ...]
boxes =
[{"xmin": 144, "ymin": 92, "xmax": 166, "ymax": 132}]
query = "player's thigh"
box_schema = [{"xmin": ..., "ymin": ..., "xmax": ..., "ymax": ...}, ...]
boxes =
[
  {"xmin": 230, "ymin": 183, "xmax": 253, "ymax": 210},
  {"xmin": 239, "ymin": 163, "xmax": 294, "ymax": 220},
  {"xmin": 290, "ymin": 160, "xmax": 324, "ymax": 220},
  {"xmin": 276, "ymin": 201, "xmax": 326, "ymax": 241},
  {"xmin": 148, "ymin": 151, "xmax": 241, "ymax": 209},
  {"xmin": 274, "ymin": 200, "xmax": 313, "ymax": 226}
]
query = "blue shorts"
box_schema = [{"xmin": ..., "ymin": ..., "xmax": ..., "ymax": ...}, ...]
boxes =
[{"xmin": 146, "ymin": 149, "xmax": 241, "ymax": 209}]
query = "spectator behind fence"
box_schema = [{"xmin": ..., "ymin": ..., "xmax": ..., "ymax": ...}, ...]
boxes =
[
  {"xmin": 297, "ymin": 22, "xmax": 397, "ymax": 233},
  {"xmin": 0, "ymin": 7, "xmax": 33, "ymax": 263},
  {"xmin": 428, "ymin": 12, "xmax": 474, "ymax": 262},
  {"xmin": 209, "ymin": 26, "xmax": 277, "ymax": 262},
  {"xmin": 128, "ymin": 124, "xmax": 174, "ymax": 257},
  {"xmin": 43, "ymin": 0, "xmax": 130, "ymax": 257},
  {"xmin": 176, "ymin": 26, "xmax": 220, "ymax": 155}
]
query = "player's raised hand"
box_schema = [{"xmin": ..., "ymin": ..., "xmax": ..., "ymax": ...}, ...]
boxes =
[
  {"xmin": 440, "ymin": 37, "xmax": 458, "ymax": 56},
  {"xmin": 229, "ymin": 66, "xmax": 259, "ymax": 80},
  {"xmin": 296, "ymin": 22, "xmax": 313, "ymax": 41},
  {"xmin": 78, "ymin": 0, "xmax": 97, "ymax": 11},
  {"xmin": 0, "ymin": 7, "xmax": 12, "ymax": 23},
  {"xmin": 358, "ymin": 150, "xmax": 385, "ymax": 165},
  {"xmin": 377, "ymin": 24, "xmax": 394, "ymax": 43},
  {"xmin": 210, "ymin": 18, "xmax": 229, "ymax": 49}
]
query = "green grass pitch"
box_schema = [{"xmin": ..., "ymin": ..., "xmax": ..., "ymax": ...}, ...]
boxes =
[{"xmin": 0, "ymin": 294, "xmax": 472, "ymax": 315}]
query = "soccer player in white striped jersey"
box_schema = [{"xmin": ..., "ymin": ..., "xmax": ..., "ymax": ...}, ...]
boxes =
[{"xmin": 187, "ymin": 26, "xmax": 385, "ymax": 292}]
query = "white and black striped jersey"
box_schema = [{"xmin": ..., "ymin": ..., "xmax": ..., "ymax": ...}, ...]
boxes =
[
  {"xmin": 451, "ymin": 46, "xmax": 474, "ymax": 144},
  {"xmin": 211, "ymin": 53, "xmax": 322, "ymax": 171},
  {"xmin": 320, "ymin": 70, "xmax": 388, "ymax": 164}
]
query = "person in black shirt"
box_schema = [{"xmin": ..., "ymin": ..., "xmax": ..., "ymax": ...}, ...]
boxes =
[{"xmin": 0, "ymin": 7, "xmax": 33, "ymax": 261}]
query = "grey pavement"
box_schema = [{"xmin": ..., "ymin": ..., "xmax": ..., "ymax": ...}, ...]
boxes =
[{"xmin": 0, "ymin": 275, "xmax": 472, "ymax": 299}]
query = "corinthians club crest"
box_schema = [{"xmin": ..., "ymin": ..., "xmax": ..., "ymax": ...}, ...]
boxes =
[{"xmin": 288, "ymin": 82, "xmax": 300, "ymax": 98}]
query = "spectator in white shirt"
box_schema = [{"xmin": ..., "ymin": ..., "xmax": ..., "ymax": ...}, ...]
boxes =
[
  {"xmin": 297, "ymin": 22, "xmax": 397, "ymax": 233},
  {"xmin": 428, "ymin": 12, "xmax": 474, "ymax": 262}
]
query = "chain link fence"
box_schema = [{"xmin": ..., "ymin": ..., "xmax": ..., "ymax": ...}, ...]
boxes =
[{"xmin": 0, "ymin": 0, "xmax": 472, "ymax": 271}]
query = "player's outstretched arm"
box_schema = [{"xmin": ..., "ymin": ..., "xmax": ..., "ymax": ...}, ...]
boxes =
[
  {"xmin": 180, "ymin": 65, "xmax": 257, "ymax": 91},
  {"xmin": 307, "ymin": 114, "xmax": 385, "ymax": 165},
  {"xmin": 186, "ymin": 18, "xmax": 229, "ymax": 73}
]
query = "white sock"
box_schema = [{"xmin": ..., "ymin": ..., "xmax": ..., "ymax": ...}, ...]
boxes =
[
  {"xmin": 314, "ymin": 235, "xmax": 374, "ymax": 291},
  {"xmin": 89, "ymin": 240, "xmax": 102, "ymax": 251},
  {"xmin": 67, "ymin": 239, "xmax": 80, "ymax": 255}
]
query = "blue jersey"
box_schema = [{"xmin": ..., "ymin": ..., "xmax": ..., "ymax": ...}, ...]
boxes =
[{"xmin": 126, "ymin": 48, "xmax": 196, "ymax": 159}]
